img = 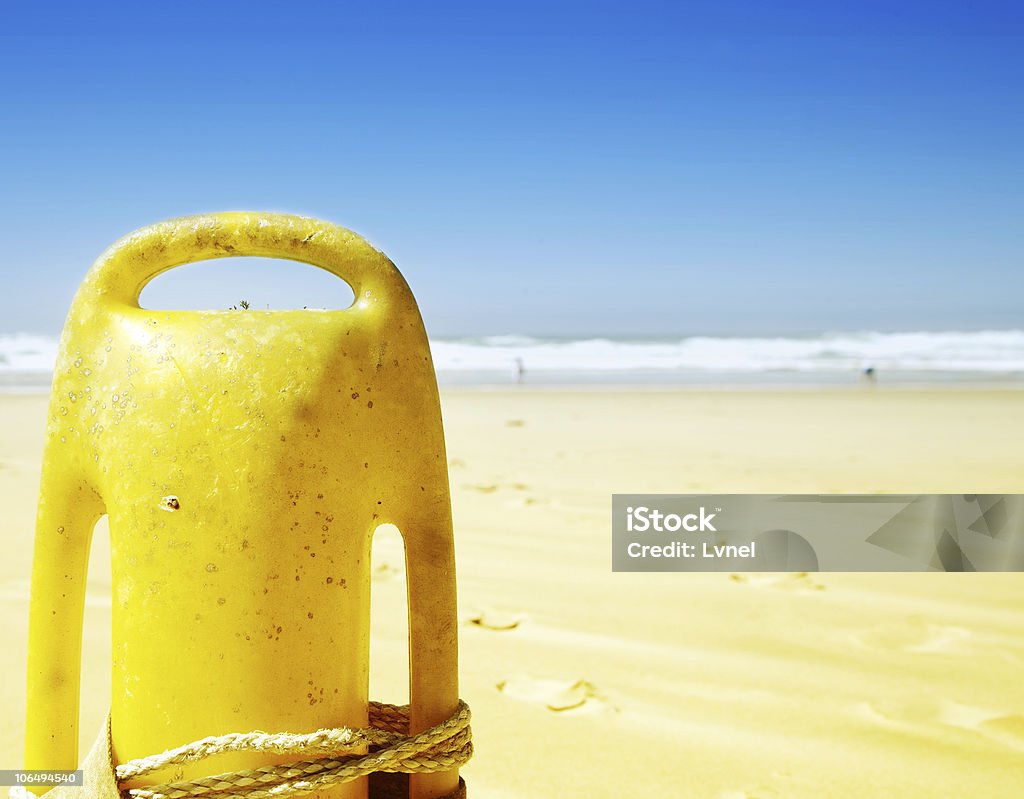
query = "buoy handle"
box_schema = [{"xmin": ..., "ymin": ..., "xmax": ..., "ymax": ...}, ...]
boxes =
[{"xmin": 86, "ymin": 212, "xmax": 406, "ymax": 309}]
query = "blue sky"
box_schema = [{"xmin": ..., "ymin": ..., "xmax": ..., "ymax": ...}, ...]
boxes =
[{"xmin": 1, "ymin": 1, "xmax": 1022, "ymax": 336}]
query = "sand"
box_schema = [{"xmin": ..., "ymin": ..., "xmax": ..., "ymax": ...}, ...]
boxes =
[{"xmin": 2, "ymin": 387, "xmax": 1023, "ymax": 798}]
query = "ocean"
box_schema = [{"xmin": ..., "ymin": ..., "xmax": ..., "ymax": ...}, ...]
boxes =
[{"xmin": 2, "ymin": 330, "xmax": 1023, "ymax": 391}]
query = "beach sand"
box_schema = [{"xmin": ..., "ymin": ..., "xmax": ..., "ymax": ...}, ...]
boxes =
[{"xmin": 2, "ymin": 388, "xmax": 1022, "ymax": 797}]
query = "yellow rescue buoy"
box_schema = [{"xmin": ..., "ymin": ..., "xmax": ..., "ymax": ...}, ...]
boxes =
[{"xmin": 23, "ymin": 213, "xmax": 465, "ymax": 799}]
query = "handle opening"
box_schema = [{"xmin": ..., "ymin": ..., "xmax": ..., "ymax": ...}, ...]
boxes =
[
  {"xmin": 369, "ymin": 523, "xmax": 411, "ymax": 706},
  {"xmin": 138, "ymin": 256, "xmax": 357, "ymax": 312}
]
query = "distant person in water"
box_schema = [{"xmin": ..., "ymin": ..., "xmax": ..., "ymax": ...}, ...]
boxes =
[
  {"xmin": 515, "ymin": 357, "xmax": 526, "ymax": 384},
  {"xmin": 862, "ymin": 366, "xmax": 877, "ymax": 386}
]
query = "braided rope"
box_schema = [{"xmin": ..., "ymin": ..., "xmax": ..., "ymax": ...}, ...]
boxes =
[{"xmin": 117, "ymin": 701, "xmax": 471, "ymax": 799}]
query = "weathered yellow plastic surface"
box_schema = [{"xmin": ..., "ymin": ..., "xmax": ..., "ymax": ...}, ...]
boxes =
[{"xmin": 24, "ymin": 212, "xmax": 460, "ymax": 799}]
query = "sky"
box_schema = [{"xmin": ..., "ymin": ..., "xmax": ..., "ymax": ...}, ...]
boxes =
[{"xmin": 1, "ymin": 1, "xmax": 1022, "ymax": 337}]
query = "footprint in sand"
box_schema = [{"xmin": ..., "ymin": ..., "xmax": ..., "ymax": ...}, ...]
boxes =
[
  {"xmin": 502, "ymin": 484, "xmax": 542, "ymax": 509},
  {"xmin": 728, "ymin": 572, "xmax": 825, "ymax": 592},
  {"xmin": 719, "ymin": 792, "xmax": 773, "ymax": 799},
  {"xmin": 850, "ymin": 619, "xmax": 972, "ymax": 654},
  {"xmin": 859, "ymin": 699, "xmax": 1024, "ymax": 751},
  {"xmin": 979, "ymin": 713, "xmax": 1024, "ymax": 749},
  {"xmin": 496, "ymin": 676, "xmax": 615, "ymax": 713},
  {"xmin": 466, "ymin": 483, "xmax": 499, "ymax": 494},
  {"xmin": 466, "ymin": 481, "xmax": 532, "ymax": 496},
  {"xmin": 371, "ymin": 562, "xmax": 402, "ymax": 582},
  {"xmin": 466, "ymin": 606, "xmax": 525, "ymax": 631}
]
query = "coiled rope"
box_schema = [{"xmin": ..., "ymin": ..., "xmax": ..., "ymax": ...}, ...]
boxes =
[{"xmin": 115, "ymin": 701, "xmax": 472, "ymax": 799}]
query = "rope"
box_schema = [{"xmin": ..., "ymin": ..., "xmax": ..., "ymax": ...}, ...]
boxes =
[{"xmin": 116, "ymin": 701, "xmax": 472, "ymax": 799}]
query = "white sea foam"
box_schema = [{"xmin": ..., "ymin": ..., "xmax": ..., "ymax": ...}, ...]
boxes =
[
  {"xmin": 0, "ymin": 334, "xmax": 60, "ymax": 373},
  {"xmin": 2, "ymin": 330, "xmax": 1023, "ymax": 388},
  {"xmin": 430, "ymin": 330, "xmax": 1024, "ymax": 375}
]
